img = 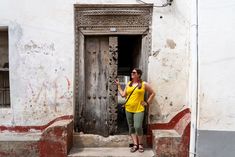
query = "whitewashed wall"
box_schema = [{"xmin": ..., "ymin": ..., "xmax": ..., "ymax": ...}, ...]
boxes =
[
  {"xmin": 148, "ymin": 0, "xmax": 191, "ymax": 123},
  {"xmin": 0, "ymin": 0, "xmax": 74, "ymax": 126},
  {"xmin": 198, "ymin": 0, "xmax": 235, "ymax": 131},
  {"xmin": 0, "ymin": 0, "xmax": 191, "ymax": 126},
  {"xmin": 197, "ymin": 1, "xmax": 235, "ymax": 156}
]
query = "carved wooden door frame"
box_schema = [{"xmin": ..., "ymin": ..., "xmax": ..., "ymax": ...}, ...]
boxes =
[{"xmin": 74, "ymin": 4, "xmax": 153, "ymax": 134}]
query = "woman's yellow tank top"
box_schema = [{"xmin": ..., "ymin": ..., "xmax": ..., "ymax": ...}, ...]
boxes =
[{"xmin": 125, "ymin": 81, "xmax": 145, "ymax": 113}]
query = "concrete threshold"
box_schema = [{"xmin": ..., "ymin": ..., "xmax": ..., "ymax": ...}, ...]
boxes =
[{"xmin": 68, "ymin": 147, "xmax": 155, "ymax": 157}]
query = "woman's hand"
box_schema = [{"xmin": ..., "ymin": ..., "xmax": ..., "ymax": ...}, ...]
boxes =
[
  {"xmin": 141, "ymin": 101, "xmax": 148, "ymax": 106},
  {"xmin": 114, "ymin": 79, "xmax": 120, "ymax": 85}
]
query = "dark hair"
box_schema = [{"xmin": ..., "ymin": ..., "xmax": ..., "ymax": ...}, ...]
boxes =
[{"xmin": 129, "ymin": 68, "xmax": 143, "ymax": 89}]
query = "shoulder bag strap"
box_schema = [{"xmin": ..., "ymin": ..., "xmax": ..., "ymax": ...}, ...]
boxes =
[{"xmin": 122, "ymin": 84, "xmax": 138, "ymax": 107}]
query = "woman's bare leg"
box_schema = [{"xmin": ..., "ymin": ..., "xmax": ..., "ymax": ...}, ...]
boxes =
[
  {"xmin": 138, "ymin": 135, "xmax": 143, "ymax": 144},
  {"xmin": 138, "ymin": 135, "xmax": 144, "ymax": 152},
  {"xmin": 131, "ymin": 134, "xmax": 138, "ymax": 145}
]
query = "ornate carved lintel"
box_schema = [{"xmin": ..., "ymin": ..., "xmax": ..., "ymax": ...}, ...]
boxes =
[{"xmin": 75, "ymin": 5, "xmax": 153, "ymax": 34}]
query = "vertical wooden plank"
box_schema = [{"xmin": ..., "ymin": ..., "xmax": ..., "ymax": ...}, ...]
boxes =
[
  {"xmin": 99, "ymin": 37, "xmax": 110, "ymax": 136},
  {"xmin": 85, "ymin": 37, "xmax": 99, "ymax": 134},
  {"xmin": 75, "ymin": 31, "xmax": 85, "ymax": 132},
  {"xmin": 108, "ymin": 36, "xmax": 118, "ymax": 135}
]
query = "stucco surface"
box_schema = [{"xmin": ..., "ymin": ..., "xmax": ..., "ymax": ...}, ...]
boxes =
[
  {"xmin": 198, "ymin": 0, "xmax": 235, "ymax": 131},
  {"xmin": 0, "ymin": 0, "xmax": 74, "ymax": 125},
  {"xmin": 149, "ymin": 0, "xmax": 191, "ymax": 123}
]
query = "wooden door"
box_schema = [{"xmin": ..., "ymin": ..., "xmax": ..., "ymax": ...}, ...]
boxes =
[{"xmin": 78, "ymin": 36, "xmax": 118, "ymax": 137}]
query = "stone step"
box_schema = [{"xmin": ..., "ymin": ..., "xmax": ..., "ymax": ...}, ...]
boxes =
[
  {"xmin": 73, "ymin": 133, "xmax": 148, "ymax": 147},
  {"xmin": 73, "ymin": 133, "xmax": 131, "ymax": 147},
  {"xmin": 68, "ymin": 147, "xmax": 155, "ymax": 157}
]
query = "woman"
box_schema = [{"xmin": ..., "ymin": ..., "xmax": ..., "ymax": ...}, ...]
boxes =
[{"xmin": 115, "ymin": 68, "xmax": 155, "ymax": 153}]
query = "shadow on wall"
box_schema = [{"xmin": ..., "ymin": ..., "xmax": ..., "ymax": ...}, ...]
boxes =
[{"xmin": 149, "ymin": 99, "xmax": 162, "ymax": 123}]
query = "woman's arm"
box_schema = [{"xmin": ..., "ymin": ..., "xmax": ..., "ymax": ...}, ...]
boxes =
[{"xmin": 144, "ymin": 82, "xmax": 156, "ymax": 105}]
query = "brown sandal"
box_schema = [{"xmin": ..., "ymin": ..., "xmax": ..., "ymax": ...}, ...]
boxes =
[
  {"xmin": 130, "ymin": 144, "xmax": 138, "ymax": 153},
  {"xmin": 138, "ymin": 144, "xmax": 144, "ymax": 153}
]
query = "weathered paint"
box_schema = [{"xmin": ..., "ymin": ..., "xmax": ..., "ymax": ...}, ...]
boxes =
[
  {"xmin": 153, "ymin": 124, "xmax": 190, "ymax": 157},
  {"xmin": 150, "ymin": 108, "xmax": 190, "ymax": 157},
  {"xmin": 0, "ymin": 115, "xmax": 72, "ymax": 132},
  {"xmin": 0, "ymin": 117, "xmax": 73, "ymax": 157},
  {"xmin": 39, "ymin": 120, "xmax": 73, "ymax": 157},
  {"xmin": 0, "ymin": 141, "xmax": 39, "ymax": 157},
  {"xmin": 0, "ymin": 0, "xmax": 74, "ymax": 126},
  {"xmin": 148, "ymin": 0, "xmax": 191, "ymax": 123}
]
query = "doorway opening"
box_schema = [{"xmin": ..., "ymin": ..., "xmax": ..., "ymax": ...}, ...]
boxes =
[
  {"xmin": 74, "ymin": 4, "xmax": 153, "ymax": 137},
  {"xmin": 118, "ymin": 35, "xmax": 142, "ymax": 75},
  {"xmin": 116, "ymin": 35, "xmax": 142, "ymax": 134}
]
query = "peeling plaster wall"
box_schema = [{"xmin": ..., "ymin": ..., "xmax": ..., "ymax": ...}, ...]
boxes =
[
  {"xmin": 0, "ymin": 0, "xmax": 74, "ymax": 126},
  {"xmin": 148, "ymin": 0, "xmax": 191, "ymax": 123},
  {"xmin": 198, "ymin": 0, "xmax": 235, "ymax": 131}
]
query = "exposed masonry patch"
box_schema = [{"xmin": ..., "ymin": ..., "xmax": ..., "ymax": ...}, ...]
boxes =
[
  {"xmin": 166, "ymin": 39, "xmax": 176, "ymax": 49},
  {"xmin": 17, "ymin": 40, "xmax": 55, "ymax": 56},
  {"xmin": 23, "ymin": 76, "xmax": 73, "ymax": 119}
]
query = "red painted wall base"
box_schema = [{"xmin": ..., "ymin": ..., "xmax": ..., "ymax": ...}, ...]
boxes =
[
  {"xmin": 0, "ymin": 116, "xmax": 73, "ymax": 157},
  {"xmin": 147, "ymin": 108, "xmax": 191, "ymax": 157}
]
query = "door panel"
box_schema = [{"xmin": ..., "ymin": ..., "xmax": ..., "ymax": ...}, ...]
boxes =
[{"xmin": 80, "ymin": 36, "xmax": 118, "ymax": 136}]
